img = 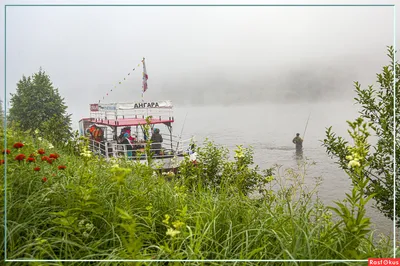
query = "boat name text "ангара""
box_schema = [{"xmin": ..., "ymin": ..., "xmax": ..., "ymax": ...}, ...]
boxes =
[{"xmin": 134, "ymin": 102, "xmax": 160, "ymax": 108}]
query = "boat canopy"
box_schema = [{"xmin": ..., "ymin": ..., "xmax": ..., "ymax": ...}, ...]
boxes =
[
  {"xmin": 79, "ymin": 117, "xmax": 174, "ymax": 127},
  {"xmin": 79, "ymin": 100, "xmax": 175, "ymax": 127}
]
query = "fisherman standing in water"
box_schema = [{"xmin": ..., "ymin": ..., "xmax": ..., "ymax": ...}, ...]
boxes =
[{"xmin": 292, "ymin": 133, "xmax": 303, "ymax": 153}]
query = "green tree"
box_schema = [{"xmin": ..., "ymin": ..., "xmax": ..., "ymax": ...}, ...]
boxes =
[
  {"xmin": 8, "ymin": 68, "xmax": 72, "ymax": 144},
  {"xmin": 322, "ymin": 46, "xmax": 399, "ymax": 225}
]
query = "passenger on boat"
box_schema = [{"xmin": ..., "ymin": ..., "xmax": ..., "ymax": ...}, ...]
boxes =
[
  {"xmin": 150, "ymin": 128, "xmax": 163, "ymax": 156},
  {"xmin": 121, "ymin": 133, "xmax": 133, "ymax": 159},
  {"xmin": 292, "ymin": 133, "xmax": 303, "ymax": 152},
  {"xmin": 89, "ymin": 125, "xmax": 106, "ymax": 155}
]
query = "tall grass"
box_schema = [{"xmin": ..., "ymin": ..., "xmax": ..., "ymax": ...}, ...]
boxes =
[{"xmin": 0, "ymin": 127, "xmax": 394, "ymax": 265}]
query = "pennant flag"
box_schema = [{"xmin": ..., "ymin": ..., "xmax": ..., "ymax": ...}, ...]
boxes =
[
  {"xmin": 96, "ymin": 59, "xmax": 141, "ymax": 103},
  {"xmin": 142, "ymin": 58, "xmax": 148, "ymax": 93}
]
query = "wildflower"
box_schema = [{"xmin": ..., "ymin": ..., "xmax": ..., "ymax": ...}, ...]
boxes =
[
  {"xmin": 47, "ymin": 158, "xmax": 54, "ymax": 164},
  {"xmin": 49, "ymin": 153, "xmax": 60, "ymax": 159},
  {"xmin": 38, "ymin": 148, "xmax": 45, "ymax": 155},
  {"xmin": 345, "ymin": 155, "xmax": 353, "ymax": 160},
  {"xmin": 26, "ymin": 157, "xmax": 35, "ymax": 163},
  {"xmin": 42, "ymin": 177, "xmax": 47, "ymax": 182},
  {"xmin": 48, "ymin": 143, "xmax": 54, "ymax": 149},
  {"xmin": 58, "ymin": 165, "xmax": 66, "ymax": 170},
  {"xmin": 166, "ymin": 228, "xmax": 181, "ymax": 237},
  {"xmin": 15, "ymin": 154, "xmax": 26, "ymax": 161},
  {"xmin": 80, "ymin": 149, "xmax": 92, "ymax": 158},
  {"xmin": 13, "ymin": 142, "xmax": 24, "ymax": 149},
  {"xmin": 2, "ymin": 149, "xmax": 10, "ymax": 155},
  {"xmin": 29, "ymin": 153, "xmax": 36, "ymax": 158},
  {"xmin": 172, "ymin": 220, "xmax": 185, "ymax": 229},
  {"xmin": 348, "ymin": 160, "xmax": 361, "ymax": 168},
  {"xmin": 33, "ymin": 167, "xmax": 40, "ymax": 171},
  {"xmin": 85, "ymin": 223, "xmax": 94, "ymax": 231},
  {"xmin": 162, "ymin": 214, "xmax": 171, "ymax": 224},
  {"xmin": 41, "ymin": 156, "xmax": 49, "ymax": 161},
  {"xmin": 38, "ymin": 137, "xmax": 43, "ymax": 141},
  {"xmin": 34, "ymin": 129, "xmax": 39, "ymax": 134},
  {"xmin": 167, "ymin": 171, "xmax": 175, "ymax": 177},
  {"xmin": 0, "ymin": 160, "xmax": 4, "ymax": 165},
  {"xmin": 234, "ymin": 145, "xmax": 245, "ymax": 159}
]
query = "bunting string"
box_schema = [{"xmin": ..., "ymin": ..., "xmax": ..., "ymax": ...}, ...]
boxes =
[{"xmin": 98, "ymin": 60, "xmax": 143, "ymax": 103}]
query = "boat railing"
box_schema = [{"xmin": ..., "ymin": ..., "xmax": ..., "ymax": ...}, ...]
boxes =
[
  {"xmin": 88, "ymin": 137, "xmax": 194, "ymax": 161},
  {"xmin": 90, "ymin": 107, "xmax": 174, "ymax": 121}
]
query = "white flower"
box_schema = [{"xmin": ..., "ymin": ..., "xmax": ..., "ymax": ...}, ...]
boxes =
[
  {"xmin": 38, "ymin": 137, "xmax": 43, "ymax": 141},
  {"xmin": 85, "ymin": 223, "xmax": 94, "ymax": 231},
  {"xmin": 79, "ymin": 220, "xmax": 85, "ymax": 227},
  {"xmin": 48, "ymin": 143, "xmax": 54, "ymax": 149},
  {"xmin": 189, "ymin": 152, "xmax": 197, "ymax": 162},
  {"xmin": 348, "ymin": 160, "xmax": 361, "ymax": 168}
]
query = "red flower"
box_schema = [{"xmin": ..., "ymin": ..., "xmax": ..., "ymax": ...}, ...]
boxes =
[
  {"xmin": 41, "ymin": 156, "xmax": 49, "ymax": 161},
  {"xmin": 2, "ymin": 149, "xmax": 10, "ymax": 155},
  {"xmin": 34, "ymin": 167, "xmax": 40, "ymax": 171},
  {"xmin": 42, "ymin": 177, "xmax": 47, "ymax": 182},
  {"xmin": 38, "ymin": 148, "xmax": 45, "ymax": 155},
  {"xmin": 13, "ymin": 142, "xmax": 24, "ymax": 149},
  {"xmin": 49, "ymin": 153, "xmax": 60, "ymax": 159},
  {"xmin": 15, "ymin": 154, "xmax": 26, "ymax": 161},
  {"xmin": 27, "ymin": 157, "xmax": 35, "ymax": 163},
  {"xmin": 58, "ymin": 165, "xmax": 66, "ymax": 170},
  {"xmin": 47, "ymin": 158, "xmax": 54, "ymax": 164},
  {"xmin": 0, "ymin": 160, "xmax": 5, "ymax": 165}
]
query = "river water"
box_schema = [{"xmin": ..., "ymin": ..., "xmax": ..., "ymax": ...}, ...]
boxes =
[{"xmin": 171, "ymin": 100, "xmax": 394, "ymax": 238}]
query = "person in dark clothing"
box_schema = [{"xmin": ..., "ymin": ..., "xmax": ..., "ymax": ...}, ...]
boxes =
[
  {"xmin": 292, "ymin": 133, "xmax": 303, "ymax": 152},
  {"xmin": 150, "ymin": 128, "xmax": 163, "ymax": 156},
  {"xmin": 121, "ymin": 133, "xmax": 133, "ymax": 158}
]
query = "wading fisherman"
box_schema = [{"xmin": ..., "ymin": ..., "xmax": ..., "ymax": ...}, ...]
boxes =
[{"xmin": 292, "ymin": 133, "xmax": 303, "ymax": 152}]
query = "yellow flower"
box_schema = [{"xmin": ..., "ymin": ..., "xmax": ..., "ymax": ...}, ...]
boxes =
[
  {"xmin": 166, "ymin": 228, "xmax": 181, "ymax": 237},
  {"xmin": 172, "ymin": 220, "xmax": 185, "ymax": 229},
  {"xmin": 345, "ymin": 155, "xmax": 353, "ymax": 160},
  {"xmin": 162, "ymin": 214, "xmax": 170, "ymax": 224}
]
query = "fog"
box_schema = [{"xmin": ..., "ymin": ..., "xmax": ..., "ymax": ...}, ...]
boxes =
[{"xmin": 0, "ymin": 0, "xmax": 398, "ymax": 123}]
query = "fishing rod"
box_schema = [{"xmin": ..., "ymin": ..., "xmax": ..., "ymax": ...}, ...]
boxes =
[
  {"xmin": 302, "ymin": 112, "xmax": 311, "ymax": 141},
  {"xmin": 175, "ymin": 112, "xmax": 188, "ymax": 153}
]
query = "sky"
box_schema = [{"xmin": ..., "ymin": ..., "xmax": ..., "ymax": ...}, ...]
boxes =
[{"xmin": 0, "ymin": 0, "xmax": 398, "ymax": 125}]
